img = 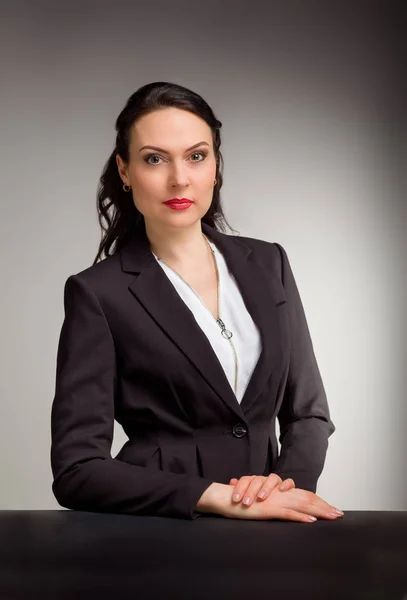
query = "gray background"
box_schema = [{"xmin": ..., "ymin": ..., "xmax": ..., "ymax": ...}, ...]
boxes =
[{"xmin": 1, "ymin": 0, "xmax": 405, "ymax": 511}]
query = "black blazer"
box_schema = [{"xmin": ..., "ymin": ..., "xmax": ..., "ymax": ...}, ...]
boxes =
[{"xmin": 50, "ymin": 221, "xmax": 335, "ymax": 520}]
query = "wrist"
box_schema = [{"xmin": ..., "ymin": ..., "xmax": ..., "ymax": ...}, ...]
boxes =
[{"xmin": 196, "ymin": 482, "xmax": 231, "ymax": 515}]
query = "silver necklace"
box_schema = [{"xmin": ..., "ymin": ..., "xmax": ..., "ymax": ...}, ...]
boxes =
[{"xmin": 154, "ymin": 234, "xmax": 239, "ymax": 394}]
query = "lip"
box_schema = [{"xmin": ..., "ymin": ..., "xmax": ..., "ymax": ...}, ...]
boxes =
[{"xmin": 163, "ymin": 197, "xmax": 193, "ymax": 205}]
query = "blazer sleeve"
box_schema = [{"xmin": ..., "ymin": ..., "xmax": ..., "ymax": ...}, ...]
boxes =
[
  {"xmin": 50, "ymin": 274, "xmax": 215, "ymax": 520},
  {"xmin": 271, "ymin": 243, "xmax": 336, "ymax": 493}
]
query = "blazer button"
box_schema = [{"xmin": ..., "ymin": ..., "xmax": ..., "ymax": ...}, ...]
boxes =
[{"xmin": 232, "ymin": 423, "xmax": 248, "ymax": 438}]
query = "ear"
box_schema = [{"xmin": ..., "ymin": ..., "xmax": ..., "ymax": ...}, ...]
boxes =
[{"xmin": 116, "ymin": 153, "xmax": 128, "ymax": 183}]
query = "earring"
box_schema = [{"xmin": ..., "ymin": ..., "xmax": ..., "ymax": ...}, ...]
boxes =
[{"xmin": 123, "ymin": 184, "xmax": 131, "ymax": 192}]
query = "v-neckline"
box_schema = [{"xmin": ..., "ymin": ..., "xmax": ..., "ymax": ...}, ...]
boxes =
[{"xmin": 155, "ymin": 237, "xmax": 222, "ymax": 321}]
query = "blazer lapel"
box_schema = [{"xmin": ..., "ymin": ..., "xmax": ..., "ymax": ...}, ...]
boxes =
[{"xmin": 119, "ymin": 220, "xmax": 285, "ymax": 419}]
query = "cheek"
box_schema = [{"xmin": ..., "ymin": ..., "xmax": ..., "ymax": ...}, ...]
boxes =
[
  {"xmin": 131, "ymin": 168, "xmax": 157, "ymax": 189},
  {"xmin": 196, "ymin": 163, "xmax": 216, "ymax": 186}
]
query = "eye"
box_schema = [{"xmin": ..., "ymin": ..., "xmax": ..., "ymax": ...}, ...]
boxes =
[
  {"xmin": 190, "ymin": 151, "xmax": 207, "ymax": 162},
  {"xmin": 144, "ymin": 154, "xmax": 163, "ymax": 165},
  {"xmin": 143, "ymin": 151, "xmax": 207, "ymax": 165}
]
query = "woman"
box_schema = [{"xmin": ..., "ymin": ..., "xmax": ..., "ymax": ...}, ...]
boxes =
[{"xmin": 50, "ymin": 81, "xmax": 343, "ymax": 524}]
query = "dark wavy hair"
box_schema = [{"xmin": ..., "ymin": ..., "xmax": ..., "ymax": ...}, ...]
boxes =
[{"xmin": 93, "ymin": 81, "xmax": 239, "ymax": 264}]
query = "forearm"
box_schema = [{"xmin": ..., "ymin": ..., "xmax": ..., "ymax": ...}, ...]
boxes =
[
  {"xmin": 272, "ymin": 417, "xmax": 333, "ymax": 492},
  {"xmin": 52, "ymin": 455, "xmax": 216, "ymax": 520}
]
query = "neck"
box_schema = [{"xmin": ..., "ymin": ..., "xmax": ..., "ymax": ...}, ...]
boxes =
[{"xmin": 146, "ymin": 220, "xmax": 210, "ymax": 266}]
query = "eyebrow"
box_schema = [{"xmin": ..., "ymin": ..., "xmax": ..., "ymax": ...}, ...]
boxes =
[{"xmin": 139, "ymin": 141, "xmax": 210, "ymax": 154}]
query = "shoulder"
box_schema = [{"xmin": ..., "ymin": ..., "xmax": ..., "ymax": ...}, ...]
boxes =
[
  {"xmin": 73, "ymin": 251, "xmax": 121, "ymax": 280},
  {"xmin": 61, "ymin": 250, "xmax": 129, "ymax": 302},
  {"xmin": 232, "ymin": 231, "xmax": 286, "ymax": 255},
  {"xmin": 224, "ymin": 231, "xmax": 288, "ymax": 278}
]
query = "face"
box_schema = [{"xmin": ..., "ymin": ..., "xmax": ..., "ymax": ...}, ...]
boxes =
[{"xmin": 116, "ymin": 107, "xmax": 217, "ymax": 233}]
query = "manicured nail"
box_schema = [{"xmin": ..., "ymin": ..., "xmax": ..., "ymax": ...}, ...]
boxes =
[
  {"xmin": 243, "ymin": 496, "xmax": 251, "ymax": 505},
  {"xmin": 232, "ymin": 494, "xmax": 241, "ymax": 502},
  {"xmin": 258, "ymin": 490, "xmax": 266, "ymax": 499},
  {"xmin": 335, "ymin": 509, "xmax": 344, "ymax": 516}
]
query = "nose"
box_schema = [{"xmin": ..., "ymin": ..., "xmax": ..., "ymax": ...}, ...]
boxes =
[{"xmin": 169, "ymin": 160, "xmax": 190, "ymax": 187}]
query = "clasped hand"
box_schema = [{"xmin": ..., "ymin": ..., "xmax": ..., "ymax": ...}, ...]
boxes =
[{"xmin": 228, "ymin": 474, "xmax": 344, "ymax": 522}]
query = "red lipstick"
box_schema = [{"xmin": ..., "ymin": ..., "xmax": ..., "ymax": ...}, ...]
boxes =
[{"xmin": 163, "ymin": 197, "xmax": 194, "ymax": 210}]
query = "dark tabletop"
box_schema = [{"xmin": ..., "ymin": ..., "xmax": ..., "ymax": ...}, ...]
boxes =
[{"xmin": 0, "ymin": 510, "xmax": 406, "ymax": 600}]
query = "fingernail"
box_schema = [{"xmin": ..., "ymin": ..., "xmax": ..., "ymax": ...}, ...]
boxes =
[
  {"xmin": 232, "ymin": 494, "xmax": 241, "ymax": 502},
  {"xmin": 243, "ymin": 496, "xmax": 251, "ymax": 505},
  {"xmin": 258, "ymin": 491, "xmax": 266, "ymax": 499},
  {"xmin": 335, "ymin": 509, "xmax": 344, "ymax": 516}
]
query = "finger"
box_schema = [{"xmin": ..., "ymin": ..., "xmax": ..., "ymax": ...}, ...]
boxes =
[
  {"xmin": 275, "ymin": 508, "xmax": 318, "ymax": 524},
  {"xmin": 308, "ymin": 493, "xmax": 344, "ymax": 518},
  {"xmin": 298, "ymin": 503, "xmax": 342, "ymax": 521},
  {"xmin": 278, "ymin": 478, "xmax": 296, "ymax": 492},
  {"xmin": 257, "ymin": 478, "xmax": 293, "ymax": 501},
  {"xmin": 285, "ymin": 490, "xmax": 343, "ymax": 520},
  {"xmin": 230, "ymin": 478, "xmax": 238, "ymax": 485},
  {"xmin": 239, "ymin": 476, "xmax": 271, "ymax": 506},
  {"xmin": 232, "ymin": 475, "xmax": 262, "ymax": 504},
  {"xmin": 254, "ymin": 473, "xmax": 284, "ymax": 501}
]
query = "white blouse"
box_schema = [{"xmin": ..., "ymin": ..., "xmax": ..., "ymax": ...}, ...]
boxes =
[{"xmin": 151, "ymin": 236, "xmax": 262, "ymax": 403}]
